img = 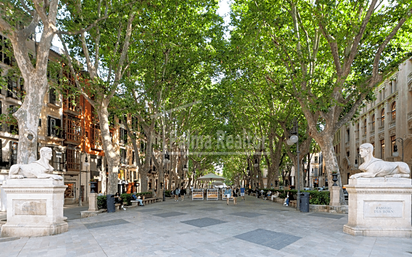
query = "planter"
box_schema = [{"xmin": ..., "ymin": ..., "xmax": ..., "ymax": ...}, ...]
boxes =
[
  {"xmin": 332, "ymin": 174, "xmax": 338, "ymax": 186},
  {"xmin": 90, "ymin": 182, "xmax": 98, "ymax": 193}
]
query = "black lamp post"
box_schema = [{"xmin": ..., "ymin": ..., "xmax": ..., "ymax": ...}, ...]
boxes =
[
  {"xmin": 286, "ymin": 118, "xmax": 300, "ymax": 211},
  {"xmin": 163, "ymin": 152, "xmax": 170, "ymax": 201}
]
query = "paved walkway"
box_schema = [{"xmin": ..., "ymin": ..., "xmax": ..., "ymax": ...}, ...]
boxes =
[{"xmin": 0, "ymin": 196, "xmax": 411, "ymax": 257}]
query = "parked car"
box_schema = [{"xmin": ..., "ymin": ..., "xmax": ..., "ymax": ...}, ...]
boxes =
[{"xmin": 303, "ymin": 187, "xmax": 312, "ymax": 191}]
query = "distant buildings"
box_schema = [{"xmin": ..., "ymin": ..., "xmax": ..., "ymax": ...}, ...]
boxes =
[{"xmin": 334, "ymin": 58, "xmax": 412, "ymax": 185}]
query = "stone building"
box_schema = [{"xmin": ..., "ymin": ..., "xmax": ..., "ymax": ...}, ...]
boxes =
[{"xmin": 335, "ymin": 58, "xmax": 412, "ymax": 185}]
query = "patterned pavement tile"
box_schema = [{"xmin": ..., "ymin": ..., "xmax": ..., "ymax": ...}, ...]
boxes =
[
  {"xmin": 234, "ymin": 229, "xmax": 301, "ymax": 250},
  {"xmin": 181, "ymin": 218, "xmax": 227, "ymax": 228},
  {"xmin": 307, "ymin": 213, "xmax": 344, "ymax": 219},
  {"xmin": 153, "ymin": 212, "xmax": 187, "ymax": 218},
  {"xmin": 230, "ymin": 212, "xmax": 263, "ymax": 218},
  {"xmin": 83, "ymin": 219, "xmax": 130, "ymax": 229},
  {"xmin": 197, "ymin": 208, "xmax": 222, "ymax": 211}
]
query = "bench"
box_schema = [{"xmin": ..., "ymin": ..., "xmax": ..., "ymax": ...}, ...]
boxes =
[
  {"xmin": 143, "ymin": 198, "xmax": 157, "ymax": 205},
  {"xmin": 130, "ymin": 198, "xmax": 157, "ymax": 206},
  {"xmin": 115, "ymin": 203, "xmax": 125, "ymax": 211}
]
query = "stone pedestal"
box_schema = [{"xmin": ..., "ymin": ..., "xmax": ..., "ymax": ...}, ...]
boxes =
[
  {"xmin": 343, "ymin": 178, "xmax": 412, "ymax": 237},
  {"xmin": 1, "ymin": 179, "xmax": 68, "ymax": 237},
  {"xmin": 330, "ymin": 186, "xmax": 340, "ymax": 206},
  {"xmin": 88, "ymin": 193, "xmax": 98, "ymax": 212}
]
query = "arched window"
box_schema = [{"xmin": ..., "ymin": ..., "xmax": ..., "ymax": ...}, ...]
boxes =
[
  {"xmin": 371, "ymin": 114, "xmax": 375, "ymax": 129},
  {"xmin": 391, "ymin": 101, "xmax": 396, "ymax": 121},
  {"xmin": 381, "ymin": 108, "xmax": 385, "ymax": 126},
  {"xmin": 364, "ymin": 119, "xmax": 367, "ymax": 135}
]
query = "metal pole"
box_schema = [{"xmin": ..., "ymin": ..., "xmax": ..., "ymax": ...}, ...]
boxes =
[
  {"xmin": 296, "ymin": 121, "xmax": 300, "ymax": 211},
  {"xmin": 79, "ymin": 169, "xmax": 82, "ymax": 206},
  {"xmin": 400, "ymin": 138, "xmax": 404, "ymax": 162}
]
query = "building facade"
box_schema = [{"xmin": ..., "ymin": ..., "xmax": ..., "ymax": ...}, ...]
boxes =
[{"xmin": 335, "ymin": 58, "xmax": 412, "ymax": 185}]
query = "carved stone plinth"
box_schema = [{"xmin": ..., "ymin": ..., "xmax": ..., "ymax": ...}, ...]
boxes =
[
  {"xmin": 1, "ymin": 179, "xmax": 68, "ymax": 237},
  {"xmin": 343, "ymin": 178, "xmax": 412, "ymax": 237}
]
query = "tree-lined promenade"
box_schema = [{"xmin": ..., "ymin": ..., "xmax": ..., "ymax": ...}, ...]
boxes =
[{"xmin": 0, "ymin": 0, "xmax": 411, "ymax": 204}]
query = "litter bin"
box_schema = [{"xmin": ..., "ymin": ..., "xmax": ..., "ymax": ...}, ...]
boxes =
[
  {"xmin": 107, "ymin": 194, "xmax": 115, "ymax": 213},
  {"xmin": 300, "ymin": 192, "xmax": 310, "ymax": 212}
]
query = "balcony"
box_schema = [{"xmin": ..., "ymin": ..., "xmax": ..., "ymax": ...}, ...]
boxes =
[
  {"xmin": 63, "ymin": 116, "xmax": 82, "ymax": 145},
  {"xmin": 90, "ymin": 125, "xmax": 103, "ymax": 150},
  {"xmin": 63, "ymin": 97, "xmax": 81, "ymax": 115}
]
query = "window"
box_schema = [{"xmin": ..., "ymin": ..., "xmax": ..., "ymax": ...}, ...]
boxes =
[
  {"xmin": 371, "ymin": 114, "xmax": 375, "ymax": 130},
  {"xmin": 380, "ymin": 139, "xmax": 385, "ymax": 159},
  {"xmin": 314, "ymin": 156, "xmax": 318, "ymax": 163},
  {"xmin": 9, "ymin": 141, "xmax": 17, "ymax": 165},
  {"xmin": 8, "ymin": 105, "xmax": 18, "ymax": 134},
  {"xmin": 66, "ymin": 148, "xmax": 80, "ymax": 171},
  {"xmin": 140, "ymin": 141, "xmax": 146, "ymax": 152},
  {"xmin": 381, "ymin": 108, "xmax": 385, "ymax": 126},
  {"xmin": 391, "ymin": 136, "xmax": 396, "ymax": 156},
  {"xmin": 119, "ymin": 128, "xmax": 127, "ymax": 144},
  {"xmin": 364, "ymin": 119, "xmax": 367, "ymax": 135},
  {"xmin": 49, "ymin": 87, "xmax": 57, "ymax": 104},
  {"xmin": 47, "ymin": 116, "xmax": 62, "ymax": 138},
  {"xmin": 346, "ymin": 129, "xmax": 350, "ymax": 142},
  {"xmin": 356, "ymin": 123, "xmax": 360, "ymax": 138},
  {"xmin": 120, "ymin": 148, "xmax": 127, "ymax": 164},
  {"xmin": 391, "ymin": 101, "xmax": 396, "ymax": 121},
  {"xmin": 132, "ymin": 117, "xmax": 138, "ymax": 130}
]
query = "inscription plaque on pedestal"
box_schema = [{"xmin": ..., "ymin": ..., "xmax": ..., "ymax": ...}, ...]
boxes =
[
  {"xmin": 14, "ymin": 199, "xmax": 47, "ymax": 215},
  {"xmin": 364, "ymin": 201, "xmax": 403, "ymax": 218}
]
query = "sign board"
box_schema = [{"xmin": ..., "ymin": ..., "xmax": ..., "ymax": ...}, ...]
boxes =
[
  {"xmin": 192, "ymin": 189, "xmax": 204, "ymax": 200},
  {"xmin": 207, "ymin": 189, "xmax": 219, "ymax": 201}
]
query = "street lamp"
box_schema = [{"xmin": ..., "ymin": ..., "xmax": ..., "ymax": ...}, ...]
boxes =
[
  {"xmin": 287, "ymin": 118, "xmax": 300, "ymax": 211},
  {"xmin": 79, "ymin": 155, "xmax": 89, "ymax": 206},
  {"xmin": 163, "ymin": 152, "xmax": 170, "ymax": 201}
]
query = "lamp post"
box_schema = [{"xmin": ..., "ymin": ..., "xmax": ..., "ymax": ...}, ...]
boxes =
[
  {"xmin": 163, "ymin": 151, "xmax": 170, "ymax": 201},
  {"xmin": 79, "ymin": 155, "xmax": 89, "ymax": 206},
  {"xmin": 286, "ymin": 118, "xmax": 300, "ymax": 211}
]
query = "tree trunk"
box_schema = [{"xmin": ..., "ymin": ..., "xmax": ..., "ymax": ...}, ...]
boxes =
[
  {"xmin": 318, "ymin": 138, "xmax": 346, "ymax": 205},
  {"xmin": 98, "ymin": 103, "xmax": 119, "ymax": 195},
  {"xmin": 14, "ymin": 74, "xmax": 48, "ymax": 164}
]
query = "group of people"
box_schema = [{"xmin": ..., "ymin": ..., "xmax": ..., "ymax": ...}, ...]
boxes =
[
  {"xmin": 173, "ymin": 187, "xmax": 186, "ymax": 201},
  {"xmin": 223, "ymin": 186, "xmax": 245, "ymax": 205},
  {"xmin": 112, "ymin": 192, "xmax": 145, "ymax": 211}
]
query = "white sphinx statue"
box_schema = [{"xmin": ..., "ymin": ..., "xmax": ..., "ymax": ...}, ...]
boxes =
[
  {"xmin": 350, "ymin": 143, "xmax": 410, "ymax": 179},
  {"xmin": 9, "ymin": 147, "xmax": 62, "ymax": 180}
]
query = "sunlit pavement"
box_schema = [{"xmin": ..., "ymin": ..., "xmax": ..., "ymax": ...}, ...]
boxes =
[{"xmin": 0, "ymin": 195, "xmax": 411, "ymax": 257}]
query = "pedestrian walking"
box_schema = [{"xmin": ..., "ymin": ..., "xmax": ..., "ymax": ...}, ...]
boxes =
[
  {"xmin": 233, "ymin": 187, "xmax": 238, "ymax": 205},
  {"xmin": 240, "ymin": 186, "xmax": 245, "ymax": 201},
  {"xmin": 224, "ymin": 186, "xmax": 232, "ymax": 205},
  {"xmin": 180, "ymin": 186, "xmax": 185, "ymax": 201},
  {"xmin": 174, "ymin": 187, "xmax": 180, "ymax": 201}
]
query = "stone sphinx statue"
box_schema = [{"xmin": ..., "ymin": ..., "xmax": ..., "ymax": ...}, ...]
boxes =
[
  {"xmin": 350, "ymin": 143, "xmax": 410, "ymax": 179},
  {"xmin": 9, "ymin": 147, "xmax": 63, "ymax": 180}
]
